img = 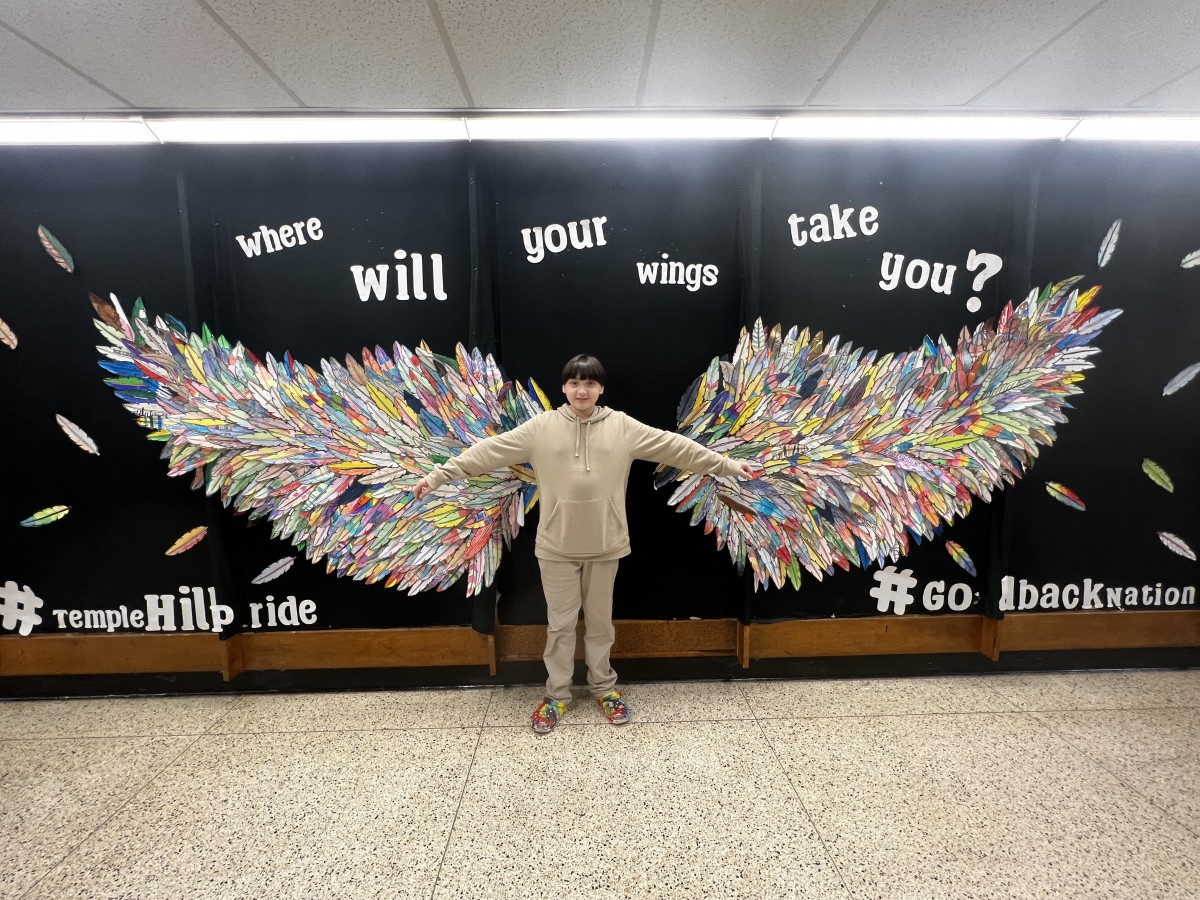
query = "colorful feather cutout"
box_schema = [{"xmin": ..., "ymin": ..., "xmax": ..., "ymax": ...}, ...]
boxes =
[
  {"xmin": 55, "ymin": 414, "xmax": 99, "ymax": 455},
  {"xmin": 1045, "ymin": 481, "xmax": 1086, "ymax": 511},
  {"xmin": 0, "ymin": 316, "xmax": 16, "ymax": 350},
  {"xmin": 657, "ymin": 278, "xmax": 1120, "ymax": 590},
  {"xmin": 20, "ymin": 505, "xmax": 70, "ymax": 527},
  {"xmin": 1097, "ymin": 219, "xmax": 1121, "ymax": 268},
  {"xmin": 945, "ymin": 541, "xmax": 977, "ymax": 577},
  {"xmin": 1141, "ymin": 459, "xmax": 1174, "ymax": 493},
  {"xmin": 37, "ymin": 226, "xmax": 74, "ymax": 273},
  {"xmin": 251, "ymin": 557, "xmax": 296, "ymax": 584},
  {"xmin": 1157, "ymin": 531, "xmax": 1196, "ymax": 562},
  {"xmin": 1163, "ymin": 362, "xmax": 1200, "ymax": 396},
  {"xmin": 1181, "ymin": 249, "xmax": 1200, "ymax": 269},
  {"xmin": 166, "ymin": 526, "xmax": 207, "ymax": 556},
  {"xmin": 90, "ymin": 294, "xmax": 551, "ymax": 596}
]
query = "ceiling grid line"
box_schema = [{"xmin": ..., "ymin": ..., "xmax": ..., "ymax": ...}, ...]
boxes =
[
  {"xmin": 1128, "ymin": 60, "xmax": 1200, "ymax": 107},
  {"xmin": 190, "ymin": 0, "xmax": 307, "ymax": 107},
  {"xmin": 634, "ymin": 0, "xmax": 662, "ymax": 107},
  {"xmin": 426, "ymin": 0, "xmax": 475, "ymax": 109},
  {"xmin": 0, "ymin": 17, "xmax": 133, "ymax": 108},
  {"xmin": 804, "ymin": 0, "xmax": 892, "ymax": 106},
  {"xmin": 964, "ymin": 0, "xmax": 1112, "ymax": 107}
]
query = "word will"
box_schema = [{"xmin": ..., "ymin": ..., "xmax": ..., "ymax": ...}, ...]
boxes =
[
  {"xmin": 1000, "ymin": 577, "xmax": 1197, "ymax": 611},
  {"xmin": 236, "ymin": 218, "xmax": 324, "ymax": 257},
  {"xmin": 350, "ymin": 250, "xmax": 448, "ymax": 302},
  {"xmin": 0, "ymin": 580, "xmax": 44, "ymax": 636},
  {"xmin": 521, "ymin": 216, "xmax": 608, "ymax": 264},
  {"xmin": 787, "ymin": 203, "xmax": 879, "ymax": 247},
  {"xmin": 635, "ymin": 254, "xmax": 719, "ymax": 291}
]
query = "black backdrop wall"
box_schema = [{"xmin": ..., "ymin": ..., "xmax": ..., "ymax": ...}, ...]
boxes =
[{"xmin": 1, "ymin": 139, "xmax": 1198, "ymax": 640}]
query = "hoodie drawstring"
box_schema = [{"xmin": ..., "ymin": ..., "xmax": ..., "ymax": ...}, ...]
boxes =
[{"xmin": 574, "ymin": 418, "xmax": 591, "ymax": 471}]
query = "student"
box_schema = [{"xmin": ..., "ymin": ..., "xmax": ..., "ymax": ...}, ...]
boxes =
[{"xmin": 415, "ymin": 354, "xmax": 754, "ymax": 733}]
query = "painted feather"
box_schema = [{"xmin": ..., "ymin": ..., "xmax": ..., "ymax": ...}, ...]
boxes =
[
  {"xmin": 1180, "ymin": 249, "xmax": 1200, "ymax": 269},
  {"xmin": 1163, "ymin": 362, "xmax": 1200, "ymax": 396},
  {"xmin": 1045, "ymin": 481, "xmax": 1086, "ymax": 511},
  {"xmin": 0, "ymin": 316, "xmax": 16, "ymax": 350},
  {"xmin": 1141, "ymin": 459, "xmax": 1174, "ymax": 493},
  {"xmin": 657, "ymin": 278, "xmax": 1120, "ymax": 590},
  {"xmin": 90, "ymin": 293, "xmax": 550, "ymax": 596},
  {"xmin": 1097, "ymin": 219, "xmax": 1121, "ymax": 268},
  {"xmin": 20, "ymin": 505, "xmax": 70, "ymax": 527},
  {"xmin": 37, "ymin": 226, "xmax": 74, "ymax": 273},
  {"xmin": 251, "ymin": 556, "xmax": 295, "ymax": 584},
  {"xmin": 55, "ymin": 414, "xmax": 99, "ymax": 455},
  {"xmin": 166, "ymin": 526, "xmax": 207, "ymax": 556},
  {"xmin": 945, "ymin": 541, "xmax": 977, "ymax": 577},
  {"xmin": 1157, "ymin": 531, "xmax": 1196, "ymax": 562}
]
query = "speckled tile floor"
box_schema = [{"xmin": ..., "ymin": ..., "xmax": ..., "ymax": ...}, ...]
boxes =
[{"xmin": 2, "ymin": 670, "xmax": 1197, "ymax": 899}]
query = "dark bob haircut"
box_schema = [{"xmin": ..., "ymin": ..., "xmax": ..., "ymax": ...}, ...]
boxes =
[{"xmin": 561, "ymin": 354, "xmax": 607, "ymax": 386}]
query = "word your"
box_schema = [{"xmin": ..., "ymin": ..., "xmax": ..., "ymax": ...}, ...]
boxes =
[
  {"xmin": 350, "ymin": 250, "xmax": 448, "ymax": 302},
  {"xmin": 0, "ymin": 580, "xmax": 44, "ymax": 636},
  {"xmin": 49, "ymin": 586, "xmax": 234, "ymax": 634},
  {"xmin": 635, "ymin": 254, "xmax": 719, "ymax": 292},
  {"xmin": 248, "ymin": 595, "xmax": 318, "ymax": 629},
  {"xmin": 235, "ymin": 218, "xmax": 324, "ymax": 258},
  {"xmin": 1000, "ymin": 576, "xmax": 1197, "ymax": 611},
  {"xmin": 787, "ymin": 204, "xmax": 879, "ymax": 247},
  {"xmin": 521, "ymin": 216, "xmax": 609, "ymax": 264}
]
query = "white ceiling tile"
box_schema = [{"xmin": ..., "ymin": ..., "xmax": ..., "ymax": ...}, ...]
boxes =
[
  {"xmin": 0, "ymin": 0, "xmax": 295, "ymax": 108},
  {"xmin": 974, "ymin": 0, "xmax": 1200, "ymax": 110},
  {"xmin": 205, "ymin": 0, "xmax": 465, "ymax": 108},
  {"xmin": 0, "ymin": 27, "xmax": 126, "ymax": 109},
  {"xmin": 815, "ymin": 0, "xmax": 1099, "ymax": 107},
  {"xmin": 1132, "ymin": 68, "xmax": 1200, "ymax": 110},
  {"xmin": 438, "ymin": 0, "xmax": 650, "ymax": 108},
  {"xmin": 644, "ymin": 0, "xmax": 879, "ymax": 107}
]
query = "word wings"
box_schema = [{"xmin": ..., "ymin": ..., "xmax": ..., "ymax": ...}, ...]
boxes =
[
  {"xmin": 91, "ymin": 293, "xmax": 549, "ymax": 596},
  {"xmin": 658, "ymin": 278, "xmax": 1121, "ymax": 590}
]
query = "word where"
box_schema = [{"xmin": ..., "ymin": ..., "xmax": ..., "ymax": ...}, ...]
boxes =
[
  {"xmin": 236, "ymin": 218, "xmax": 324, "ymax": 258},
  {"xmin": 351, "ymin": 249, "xmax": 447, "ymax": 302},
  {"xmin": 787, "ymin": 203, "xmax": 879, "ymax": 248},
  {"xmin": 522, "ymin": 216, "xmax": 608, "ymax": 264},
  {"xmin": 636, "ymin": 254, "xmax": 719, "ymax": 292}
]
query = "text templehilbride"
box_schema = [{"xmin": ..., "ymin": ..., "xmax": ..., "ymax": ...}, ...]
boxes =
[{"xmin": 1000, "ymin": 576, "xmax": 1196, "ymax": 611}]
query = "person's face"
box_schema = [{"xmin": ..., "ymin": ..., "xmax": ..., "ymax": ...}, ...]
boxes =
[{"xmin": 562, "ymin": 377, "xmax": 604, "ymax": 418}]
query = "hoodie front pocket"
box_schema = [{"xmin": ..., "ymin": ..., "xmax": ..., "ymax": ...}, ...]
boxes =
[{"xmin": 539, "ymin": 497, "xmax": 624, "ymax": 557}]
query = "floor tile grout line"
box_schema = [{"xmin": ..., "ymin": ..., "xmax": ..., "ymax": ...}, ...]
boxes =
[
  {"xmin": 429, "ymin": 686, "xmax": 493, "ymax": 900},
  {"xmin": 16, "ymin": 729, "xmax": 213, "ymax": 900}
]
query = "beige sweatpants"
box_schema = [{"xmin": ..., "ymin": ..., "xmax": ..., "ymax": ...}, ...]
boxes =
[{"xmin": 537, "ymin": 558, "xmax": 620, "ymax": 702}]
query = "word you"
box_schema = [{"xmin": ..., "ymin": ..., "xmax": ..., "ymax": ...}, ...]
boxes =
[
  {"xmin": 787, "ymin": 203, "xmax": 879, "ymax": 248},
  {"xmin": 248, "ymin": 594, "xmax": 318, "ymax": 629},
  {"xmin": 636, "ymin": 254, "xmax": 719, "ymax": 292},
  {"xmin": 879, "ymin": 248, "xmax": 1003, "ymax": 313},
  {"xmin": 236, "ymin": 218, "xmax": 324, "ymax": 258},
  {"xmin": 350, "ymin": 250, "xmax": 448, "ymax": 302},
  {"xmin": 0, "ymin": 580, "xmax": 44, "ymax": 636},
  {"xmin": 1000, "ymin": 576, "xmax": 1196, "ymax": 611},
  {"xmin": 49, "ymin": 586, "xmax": 234, "ymax": 634},
  {"xmin": 870, "ymin": 566, "xmax": 977, "ymax": 616},
  {"xmin": 522, "ymin": 216, "xmax": 609, "ymax": 264}
]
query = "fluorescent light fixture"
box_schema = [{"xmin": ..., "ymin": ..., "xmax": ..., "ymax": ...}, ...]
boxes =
[
  {"xmin": 773, "ymin": 115, "xmax": 1077, "ymax": 141},
  {"xmin": 1066, "ymin": 116, "xmax": 1200, "ymax": 141},
  {"xmin": 0, "ymin": 117, "xmax": 157, "ymax": 144},
  {"xmin": 466, "ymin": 115, "xmax": 775, "ymax": 140},
  {"xmin": 144, "ymin": 116, "xmax": 468, "ymax": 143}
]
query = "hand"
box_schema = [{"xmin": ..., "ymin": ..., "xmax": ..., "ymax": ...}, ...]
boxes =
[
  {"xmin": 736, "ymin": 461, "xmax": 759, "ymax": 479},
  {"xmin": 413, "ymin": 478, "xmax": 433, "ymax": 501}
]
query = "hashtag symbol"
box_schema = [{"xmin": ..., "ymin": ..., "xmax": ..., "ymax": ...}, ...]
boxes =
[
  {"xmin": 870, "ymin": 566, "xmax": 918, "ymax": 615},
  {"xmin": 0, "ymin": 581, "xmax": 45, "ymax": 636}
]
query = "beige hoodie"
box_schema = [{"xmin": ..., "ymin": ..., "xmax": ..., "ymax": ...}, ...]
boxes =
[{"xmin": 424, "ymin": 404, "xmax": 744, "ymax": 562}]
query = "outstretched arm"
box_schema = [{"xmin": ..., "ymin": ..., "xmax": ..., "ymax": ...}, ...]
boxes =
[
  {"xmin": 415, "ymin": 418, "xmax": 539, "ymax": 500},
  {"xmin": 623, "ymin": 416, "xmax": 756, "ymax": 479}
]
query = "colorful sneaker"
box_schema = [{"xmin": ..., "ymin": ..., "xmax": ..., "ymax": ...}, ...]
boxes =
[
  {"xmin": 530, "ymin": 697, "xmax": 567, "ymax": 734},
  {"xmin": 596, "ymin": 690, "xmax": 630, "ymax": 725}
]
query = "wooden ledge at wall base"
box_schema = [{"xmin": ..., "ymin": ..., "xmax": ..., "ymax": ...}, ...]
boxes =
[{"xmin": 0, "ymin": 612, "xmax": 1196, "ymax": 681}]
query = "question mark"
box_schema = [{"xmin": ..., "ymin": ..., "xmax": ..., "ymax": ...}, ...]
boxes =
[{"xmin": 965, "ymin": 250, "xmax": 1003, "ymax": 313}]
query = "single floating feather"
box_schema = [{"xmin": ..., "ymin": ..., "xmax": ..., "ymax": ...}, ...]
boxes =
[
  {"xmin": 1045, "ymin": 481, "xmax": 1086, "ymax": 511},
  {"xmin": 1097, "ymin": 219, "xmax": 1121, "ymax": 268},
  {"xmin": 0, "ymin": 316, "xmax": 16, "ymax": 350},
  {"xmin": 166, "ymin": 526, "xmax": 207, "ymax": 556},
  {"xmin": 945, "ymin": 541, "xmax": 977, "ymax": 577},
  {"xmin": 251, "ymin": 556, "xmax": 295, "ymax": 584},
  {"xmin": 1163, "ymin": 362, "xmax": 1200, "ymax": 396},
  {"xmin": 1141, "ymin": 459, "xmax": 1174, "ymax": 493},
  {"xmin": 21, "ymin": 505, "xmax": 70, "ymax": 527},
  {"xmin": 55, "ymin": 414, "xmax": 99, "ymax": 455},
  {"xmin": 37, "ymin": 225, "xmax": 74, "ymax": 273},
  {"xmin": 1181, "ymin": 249, "xmax": 1200, "ymax": 269},
  {"xmin": 1157, "ymin": 531, "xmax": 1196, "ymax": 562}
]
